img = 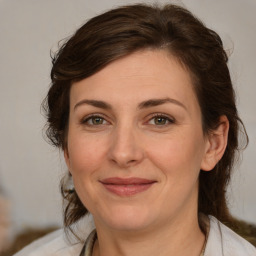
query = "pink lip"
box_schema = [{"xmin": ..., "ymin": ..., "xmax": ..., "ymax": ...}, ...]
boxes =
[{"xmin": 100, "ymin": 177, "xmax": 156, "ymax": 196}]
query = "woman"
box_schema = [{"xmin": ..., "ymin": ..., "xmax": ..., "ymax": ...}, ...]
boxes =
[{"xmin": 15, "ymin": 3, "xmax": 256, "ymax": 256}]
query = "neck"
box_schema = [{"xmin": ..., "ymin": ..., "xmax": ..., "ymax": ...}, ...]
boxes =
[{"xmin": 92, "ymin": 212, "xmax": 206, "ymax": 256}]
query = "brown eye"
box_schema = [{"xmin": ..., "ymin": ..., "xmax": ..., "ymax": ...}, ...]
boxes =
[
  {"xmin": 91, "ymin": 117, "xmax": 104, "ymax": 125},
  {"xmin": 82, "ymin": 115, "xmax": 107, "ymax": 125},
  {"xmin": 154, "ymin": 117, "xmax": 168, "ymax": 125},
  {"xmin": 148, "ymin": 115, "xmax": 174, "ymax": 126}
]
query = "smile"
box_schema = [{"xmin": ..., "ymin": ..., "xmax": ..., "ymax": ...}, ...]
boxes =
[{"xmin": 100, "ymin": 177, "xmax": 156, "ymax": 196}]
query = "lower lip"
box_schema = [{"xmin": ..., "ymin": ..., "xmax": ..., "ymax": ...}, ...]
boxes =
[{"xmin": 101, "ymin": 183, "xmax": 155, "ymax": 196}]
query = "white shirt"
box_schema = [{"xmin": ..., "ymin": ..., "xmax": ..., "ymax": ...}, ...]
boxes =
[{"xmin": 14, "ymin": 215, "xmax": 256, "ymax": 256}]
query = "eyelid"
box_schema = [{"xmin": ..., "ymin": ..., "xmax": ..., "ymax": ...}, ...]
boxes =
[
  {"xmin": 80, "ymin": 113, "xmax": 110, "ymax": 125},
  {"xmin": 146, "ymin": 113, "xmax": 175, "ymax": 125},
  {"xmin": 79, "ymin": 112, "xmax": 175, "ymax": 126}
]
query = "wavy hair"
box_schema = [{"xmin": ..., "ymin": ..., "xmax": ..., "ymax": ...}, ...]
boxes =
[{"xmin": 42, "ymin": 3, "xmax": 248, "ymax": 239}]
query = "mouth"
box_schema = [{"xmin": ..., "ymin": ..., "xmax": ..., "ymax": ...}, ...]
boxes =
[{"xmin": 100, "ymin": 177, "xmax": 156, "ymax": 196}]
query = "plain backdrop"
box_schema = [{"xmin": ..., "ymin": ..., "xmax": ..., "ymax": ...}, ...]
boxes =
[{"xmin": 0, "ymin": 0, "xmax": 255, "ymax": 238}]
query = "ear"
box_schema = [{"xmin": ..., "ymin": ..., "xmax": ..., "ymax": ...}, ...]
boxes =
[
  {"xmin": 200, "ymin": 115, "xmax": 229, "ymax": 171},
  {"xmin": 64, "ymin": 147, "xmax": 71, "ymax": 172}
]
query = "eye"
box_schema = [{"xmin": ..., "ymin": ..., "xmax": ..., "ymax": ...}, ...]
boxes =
[
  {"xmin": 81, "ymin": 115, "xmax": 108, "ymax": 126},
  {"xmin": 148, "ymin": 114, "xmax": 174, "ymax": 126}
]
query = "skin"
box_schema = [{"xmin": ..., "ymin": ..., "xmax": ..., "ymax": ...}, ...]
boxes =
[{"xmin": 64, "ymin": 50, "xmax": 229, "ymax": 256}]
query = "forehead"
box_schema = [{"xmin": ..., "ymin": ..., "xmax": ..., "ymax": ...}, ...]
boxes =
[{"xmin": 70, "ymin": 50, "xmax": 199, "ymax": 111}]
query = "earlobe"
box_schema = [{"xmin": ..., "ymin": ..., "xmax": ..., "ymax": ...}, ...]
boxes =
[{"xmin": 201, "ymin": 115, "xmax": 229, "ymax": 171}]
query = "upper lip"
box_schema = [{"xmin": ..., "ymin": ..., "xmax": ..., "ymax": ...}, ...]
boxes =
[{"xmin": 100, "ymin": 177, "xmax": 156, "ymax": 185}]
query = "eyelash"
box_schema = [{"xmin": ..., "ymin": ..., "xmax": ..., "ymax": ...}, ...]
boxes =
[
  {"xmin": 80, "ymin": 113, "xmax": 175, "ymax": 127},
  {"xmin": 147, "ymin": 113, "xmax": 175, "ymax": 126},
  {"xmin": 81, "ymin": 114, "xmax": 109, "ymax": 126}
]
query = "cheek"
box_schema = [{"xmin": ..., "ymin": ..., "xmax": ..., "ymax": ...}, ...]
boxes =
[
  {"xmin": 145, "ymin": 130, "xmax": 205, "ymax": 177},
  {"xmin": 67, "ymin": 133, "xmax": 108, "ymax": 175}
]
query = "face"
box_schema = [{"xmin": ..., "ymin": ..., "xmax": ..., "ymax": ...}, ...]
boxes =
[{"xmin": 65, "ymin": 50, "xmax": 213, "ymax": 233}]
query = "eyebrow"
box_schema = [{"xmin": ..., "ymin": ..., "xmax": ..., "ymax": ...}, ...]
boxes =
[
  {"xmin": 74, "ymin": 97, "xmax": 187, "ymax": 111},
  {"xmin": 137, "ymin": 98, "xmax": 187, "ymax": 110},
  {"xmin": 74, "ymin": 99, "xmax": 112, "ymax": 110}
]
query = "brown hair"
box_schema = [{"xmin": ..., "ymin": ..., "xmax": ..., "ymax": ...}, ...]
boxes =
[{"xmin": 43, "ymin": 3, "xmax": 248, "ymax": 238}]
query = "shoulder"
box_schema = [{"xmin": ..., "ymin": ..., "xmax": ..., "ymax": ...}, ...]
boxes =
[
  {"xmin": 205, "ymin": 215, "xmax": 256, "ymax": 256},
  {"xmin": 13, "ymin": 215, "xmax": 95, "ymax": 256},
  {"xmin": 13, "ymin": 229, "xmax": 83, "ymax": 256}
]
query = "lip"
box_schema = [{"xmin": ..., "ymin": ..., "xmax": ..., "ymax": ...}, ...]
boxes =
[{"xmin": 100, "ymin": 177, "xmax": 156, "ymax": 196}]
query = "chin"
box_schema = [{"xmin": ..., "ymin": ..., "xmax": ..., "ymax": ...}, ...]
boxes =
[{"xmin": 94, "ymin": 205, "xmax": 155, "ymax": 232}]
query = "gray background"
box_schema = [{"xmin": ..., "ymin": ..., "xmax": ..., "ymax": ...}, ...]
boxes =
[{"xmin": 0, "ymin": 0, "xmax": 255, "ymax": 238}]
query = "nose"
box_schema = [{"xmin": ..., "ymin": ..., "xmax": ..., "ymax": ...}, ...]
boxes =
[{"xmin": 108, "ymin": 124, "xmax": 144, "ymax": 168}]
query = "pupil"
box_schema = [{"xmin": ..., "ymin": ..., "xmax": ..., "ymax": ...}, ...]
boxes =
[
  {"xmin": 155, "ymin": 117, "xmax": 166, "ymax": 125},
  {"xmin": 93, "ymin": 117, "xmax": 102, "ymax": 124}
]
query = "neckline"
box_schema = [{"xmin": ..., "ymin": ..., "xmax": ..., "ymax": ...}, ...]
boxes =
[
  {"xmin": 79, "ymin": 229, "xmax": 97, "ymax": 256},
  {"xmin": 80, "ymin": 226, "xmax": 208, "ymax": 256}
]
